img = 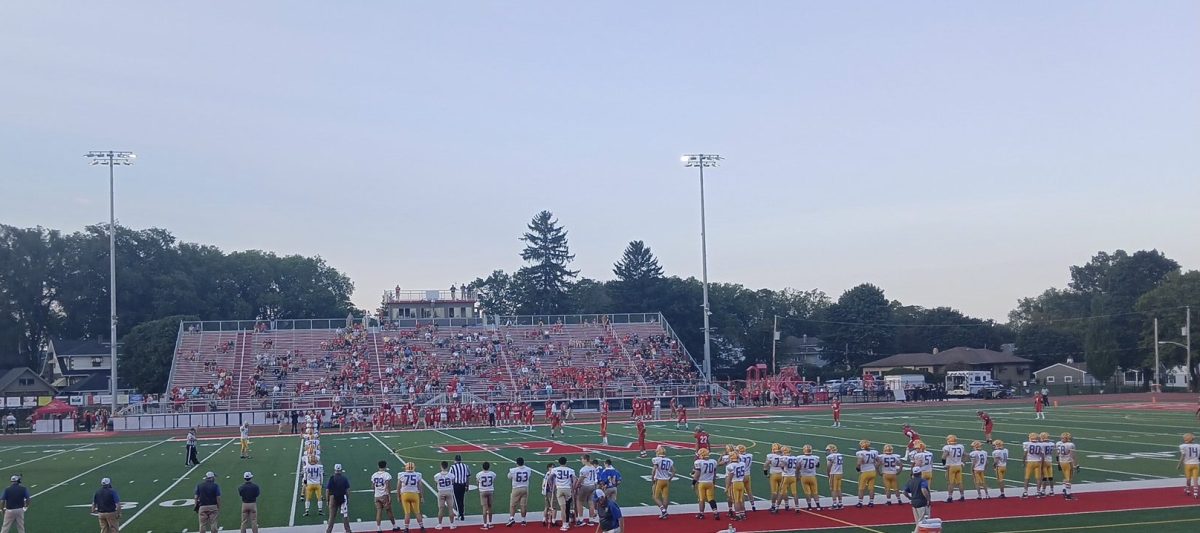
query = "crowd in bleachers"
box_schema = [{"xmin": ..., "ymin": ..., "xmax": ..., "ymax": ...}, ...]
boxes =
[{"xmin": 622, "ymin": 330, "xmax": 699, "ymax": 384}]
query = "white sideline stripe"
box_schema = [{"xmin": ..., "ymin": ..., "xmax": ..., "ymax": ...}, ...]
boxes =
[
  {"xmin": 243, "ymin": 477, "xmax": 1191, "ymax": 533},
  {"xmin": 122, "ymin": 438, "xmax": 237, "ymax": 528},
  {"xmin": 368, "ymin": 431, "xmax": 440, "ymax": 497},
  {"xmin": 288, "ymin": 433, "xmax": 306, "ymax": 527},
  {"xmin": 433, "ymin": 428, "xmax": 545, "ymax": 478},
  {"xmin": 1, "ymin": 444, "xmax": 90, "ymax": 470},
  {"xmin": 30, "ymin": 439, "xmax": 172, "ymax": 499},
  {"xmin": 696, "ymin": 418, "xmax": 1166, "ymax": 481}
]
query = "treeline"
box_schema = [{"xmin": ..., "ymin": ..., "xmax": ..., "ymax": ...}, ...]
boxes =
[
  {"xmin": 475, "ymin": 212, "xmax": 1197, "ymax": 385},
  {"xmin": 0, "ymin": 224, "xmax": 356, "ymax": 389},
  {"xmin": 470, "ymin": 211, "xmax": 1016, "ymax": 376}
]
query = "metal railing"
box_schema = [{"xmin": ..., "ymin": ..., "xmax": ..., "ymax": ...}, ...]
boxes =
[{"xmin": 382, "ymin": 289, "xmax": 479, "ymax": 303}]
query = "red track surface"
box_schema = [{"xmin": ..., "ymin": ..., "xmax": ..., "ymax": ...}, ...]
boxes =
[{"xmin": 625, "ymin": 486, "xmax": 1199, "ymax": 532}]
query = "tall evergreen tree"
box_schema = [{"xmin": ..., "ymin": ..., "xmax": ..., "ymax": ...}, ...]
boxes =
[
  {"xmin": 515, "ymin": 211, "xmax": 578, "ymax": 314},
  {"xmin": 611, "ymin": 240, "xmax": 664, "ymax": 311},
  {"xmin": 613, "ymin": 240, "xmax": 663, "ymax": 282}
]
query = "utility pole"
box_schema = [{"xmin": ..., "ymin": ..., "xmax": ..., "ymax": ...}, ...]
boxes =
[
  {"xmin": 1188, "ymin": 306, "xmax": 1193, "ymax": 392},
  {"xmin": 1154, "ymin": 317, "xmax": 1160, "ymax": 389},
  {"xmin": 771, "ymin": 315, "xmax": 779, "ymax": 375}
]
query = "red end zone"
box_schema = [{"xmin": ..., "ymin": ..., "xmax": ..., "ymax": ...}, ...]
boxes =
[
  {"xmin": 625, "ymin": 487, "xmax": 1198, "ymax": 533},
  {"xmin": 1081, "ymin": 402, "xmax": 1197, "ymax": 411}
]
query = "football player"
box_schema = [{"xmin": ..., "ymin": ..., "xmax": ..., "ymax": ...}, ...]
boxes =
[
  {"xmin": 968, "ymin": 440, "xmax": 990, "ymax": 500},
  {"xmin": 1181, "ymin": 433, "xmax": 1200, "ymax": 497},
  {"xmin": 434, "ymin": 461, "xmax": 457, "ymax": 529},
  {"xmin": 855, "ymin": 439, "xmax": 879, "ymax": 508},
  {"xmin": 992, "ymin": 440, "xmax": 1010, "ymax": 499},
  {"xmin": 831, "ymin": 398, "xmax": 842, "ymax": 428},
  {"xmin": 907, "ymin": 440, "xmax": 935, "ymax": 491},
  {"xmin": 737, "ymin": 445, "xmax": 757, "ymax": 511},
  {"xmin": 779, "ymin": 446, "xmax": 799, "ymax": 512},
  {"xmin": 398, "ymin": 462, "xmax": 425, "ymax": 531},
  {"xmin": 1022, "ymin": 432, "xmax": 1041, "ymax": 498},
  {"xmin": 1056, "ymin": 432, "xmax": 1078, "ymax": 500},
  {"xmin": 941, "ymin": 435, "xmax": 966, "ymax": 502},
  {"xmin": 302, "ymin": 453, "xmax": 325, "ymax": 517},
  {"xmin": 879, "ymin": 444, "xmax": 904, "ymax": 505},
  {"xmin": 1039, "ymin": 432, "xmax": 1056, "ymax": 496},
  {"xmin": 694, "ymin": 426, "xmax": 711, "ymax": 452},
  {"xmin": 978, "ymin": 411, "xmax": 994, "ymax": 442},
  {"xmin": 903, "ymin": 423, "xmax": 921, "ymax": 452},
  {"xmin": 797, "ymin": 445, "xmax": 822, "ymax": 511},
  {"xmin": 651, "ymin": 446, "xmax": 675, "ymax": 519},
  {"xmin": 692, "ymin": 448, "xmax": 720, "ymax": 520},
  {"xmin": 825, "ymin": 444, "xmax": 845, "ymax": 510},
  {"xmin": 765, "ymin": 443, "xmax": 785, "ymax": 513},
  {"xmin": 725, "ymin": 452, "xmax": 748, "ymax": 521},
  {"xmin": 239, "ymin": 422, "xmax": 251, "ymax": 459}
]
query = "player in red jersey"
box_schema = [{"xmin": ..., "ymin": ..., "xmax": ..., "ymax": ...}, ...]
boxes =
[
  {"xmin": 831, "ymin": 399, "xmax": 842, "ymax": 428},
  {"xmin": 600, "ymin": 410, "xmax": 609, "ymax": 445},
  {"xmin": 523, "ymin": 404, "xmax": 535, "ymax": 431},
  {"xmin": 676, "ymin": 405, "xmax": 689, "ymax": 429},
  {"xmin": 636, "ymin": 418, "xmax": 648, "ymax": 457},
  {"xmin": 694, "ymin": 426, "xmax": 710, "ymax": 452},
  {"xmin": 978, "ymin": 410, "xmax": 994, "ymax": 441},
  {"xmin": 903, "ymin": 423, "xmax": 921, "ymax": 452},
  {"xmin": 1034, "ymin": 393, "xmax": 1045, "ymax": 419}
]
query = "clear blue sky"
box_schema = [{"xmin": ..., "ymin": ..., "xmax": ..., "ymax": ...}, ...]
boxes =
[{"xmin": 2, "ymin": 1, "xmax": 1197, "ymax": 321}]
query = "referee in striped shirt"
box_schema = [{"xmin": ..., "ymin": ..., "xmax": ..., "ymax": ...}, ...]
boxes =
[{"xmin": 450, "ymin": 455, "xmax": 470, "ymax": 518}]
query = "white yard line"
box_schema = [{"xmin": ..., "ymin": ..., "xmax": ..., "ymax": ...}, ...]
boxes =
[
  {"xmin": 1, "ymin": 444, "xmax": 90, "ymax": 470},
  {"xmin": 288, "ymin": 433, "xmax": 306, "ymax": 527},
  {"xmin": 433, "ymin": 427, "xmax": 546, "ymax": 478},
  {"xmin": 368, "ymin": 431, "xmax": 440, "ymax": 497},
  {"xmin": 30, "ymin": 438, "xmax": 173, "ymax": 499},
  {"xmin": 122, "ymin": 438, "xmax": 237, "ymax": 528}
]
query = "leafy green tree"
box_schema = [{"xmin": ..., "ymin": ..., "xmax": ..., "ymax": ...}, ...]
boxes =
[
  {"xmin": 819, "ymin": 283, "xmax": 894, "ymax": 370},
  {"xmin": 892, "ymin": 306, "xmax": 1014, "ymax": 354},
  {"xmin": 515, "ymin": 211, "xmax": 578, "ymax": 314},
  {"xmin": 470, "ymin": 270, "xmax": 521, "ymax": 317},
  {"xmin": 0, "ymin": 225, "xmax": 68, "ymax": 367},
  {"xmin": 120, "ymin": 314, "xmax": 199, "ymax": 393},
  {"xmin": 568, "ymin": 278, "xmax": 613, "ymax": 315},
  {"xmin": 1015, "ymin": 322, "xmax": 1083, "ymax": 371},
  {"xmin": 1136, "ymin": 270, "xmax": 1200, "ymax": 390},
  {"xmin": 1083, "ymin": 317, "xmax": 1120, "ymax": 384}
]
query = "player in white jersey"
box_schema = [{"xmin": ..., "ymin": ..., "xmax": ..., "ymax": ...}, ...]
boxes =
[
  {"xmin": 1022, "ymin": 432, "xmax": 1041, "ymax": 498},
  {"xmin": 506, "ymin": 457, "xmax": 534, "ymax": 527},
  {"xmin": 1056, "ymin": 433, "xmax": 1079, "ymax": 500},
  {"xmin": 825, "ymin": 444, "xmax": 845, "ymax": 509},
  {"xmin": 478, "ymin": 461, "xmax": 497, "ymax": 529},
  {"xmin": 854, "ymin": 439, "xmax": 880, "ymax": 508},
  {"xmin": 778, "ymin": 446, "xmax": 798, "ymax": 512},
  {"xmin": 1039, "ymin": 432, "xmax": 1056, "ymax": 497},
  {"xmin": 1180, "ymin": 433, "xmax": 1200, "ymax": 498},
  {"xmin": 992, "ymin": 440, "xmax": 1010, "ymax": 498},
  {"xmin": 302, "ymin": 454, "xmax": 325, "ymax": 516},
  {"xmin": 434, "ymin": 461, "xmax": 457, "ymax": 529},
  {"xmin": 575, "ymin": 455, "xmax": 599, "ymax": 526},
  {"xmin": 796, "ymin": 446, "xmax": 821, "ymax": 511},
  {"xmin": 398, "ymin": 462, "xmax": 425, "ymax": 531},
  {"xmin": 968, "ymin": 440, "xmax": 990, "ymax": 500},
  {"xmin": 941, "ymin": 435, "xmax": 966, "ymax": 502},
  {"xmin": 692, "ymin": 448, "xmax": 720, "ymax": 520},
  {"xmin": 371, "ymin": 460, "xmax": 398, "ymax": 531},
  {"xmin": 550, "ymin": 457, "xmax": 576, "ymax": 531},
  {"xmin": 878, "ymin": 444, "xmax": 904, "ymax": 505},
  {"xmin": 765, "ymin": 443, "xmax": 785, "ymax": 513},
  {"xmin": 907, "ymin": 440, "xmax": 934, "ymax": 491},
  {"xmin": 651, "ymin": 446, "xmax": 676, "ymax": 519},
  {"xmin": 735, "ymin": 445, "xmax": 757, "ymax": 511},
  {"xmin": 724, "ymin": 452, "xmax": 748, "ymax": 520}
]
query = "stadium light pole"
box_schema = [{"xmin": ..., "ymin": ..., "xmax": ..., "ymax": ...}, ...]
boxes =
[
  {"xmin": 681, "ymin": 153, "xmax": 722, "ymax": 385},
  {"xmin": 85, "ymin": 150, "xmax": 136, "ymax": 422}
]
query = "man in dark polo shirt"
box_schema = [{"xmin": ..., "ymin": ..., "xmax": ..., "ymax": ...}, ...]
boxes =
[
  {"xmin": 238, "ymin": 472, "xmax": 260, "ymax": 533},
  {"xmin": 92, "ymin": 477, "xmax": 120, "ymax": 533},
  {"xmin": 325, "ymin": 464, "xmax": 351, "ymax": 533},
  {"xmin": 195, "ymin": 471, "xmax": 221, "ymax": 533},
  {"xmin": 1, "ymin": 475, "xmax": 30, "ymax": 533}
]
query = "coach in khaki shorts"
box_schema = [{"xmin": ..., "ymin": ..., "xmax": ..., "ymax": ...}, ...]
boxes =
[
  {"xmin": 91, "ymin": 477, "xmax": 121, "ymax": 533},
  {"xmin": 195, "ymin": 471, "xmax": 221, "ymax": 533},
  {"xmin": 238, "ymin": 472, "xmax": 260, "ymax": 533}
]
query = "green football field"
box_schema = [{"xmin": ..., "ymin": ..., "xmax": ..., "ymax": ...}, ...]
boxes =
[{"xmin": 1, "ymin": 400, "xmax": 1197, "ymax": 532}]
